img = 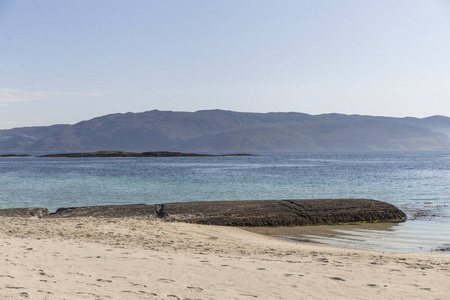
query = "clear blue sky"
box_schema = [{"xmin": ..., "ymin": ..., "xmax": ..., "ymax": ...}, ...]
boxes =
[{"xmin": 1, "ymin": 0, "xmax": 449, "ymax": 129}]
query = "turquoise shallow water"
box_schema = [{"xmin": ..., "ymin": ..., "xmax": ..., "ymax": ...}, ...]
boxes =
[{"xmin": 0, "ymin": 151, "xmax": 449, "ymax": 253}]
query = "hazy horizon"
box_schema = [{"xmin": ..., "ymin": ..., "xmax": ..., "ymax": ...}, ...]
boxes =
[{"xmin": 1, "ymin": 1, "xmax": 449, "ymax": 129}]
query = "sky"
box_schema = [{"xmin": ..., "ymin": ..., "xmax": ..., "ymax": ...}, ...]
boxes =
[{"xmin": 0, "ymin": 0, "xmax": 450, "ymax": 129}]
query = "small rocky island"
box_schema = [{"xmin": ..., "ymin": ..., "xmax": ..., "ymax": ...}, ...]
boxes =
[
  {"xmin": 0, "ymin": 151, "xmax": 255, "ymax": 158},
  {"xmin": 38, "ymin": 151, "xmax": 255, "ymax": 157}
]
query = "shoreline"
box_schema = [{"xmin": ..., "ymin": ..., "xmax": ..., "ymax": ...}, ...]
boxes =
[
  {"xmin": 244, "ymin": 221, "xmax": 450, "ymax": 254},
  {"xmin": 1, "ymin": 216, "xmax": 449, "ymax": 299}
]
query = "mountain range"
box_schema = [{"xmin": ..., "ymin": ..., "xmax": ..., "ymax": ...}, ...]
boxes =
[{"xmin": 1, "ymin": 110, "xmax": 450, "ymax": 153}]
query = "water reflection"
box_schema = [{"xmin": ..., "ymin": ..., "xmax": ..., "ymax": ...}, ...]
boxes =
[{"xmin": 244, "ymin": 220, "xmax": 450, "ymax": 254}]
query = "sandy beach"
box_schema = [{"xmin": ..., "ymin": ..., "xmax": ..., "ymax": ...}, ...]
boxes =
[{"xmin": 0, "ymin": 217, "xmax": 449, "ymax": 299}]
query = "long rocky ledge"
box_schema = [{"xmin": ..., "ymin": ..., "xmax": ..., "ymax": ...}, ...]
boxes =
[
  {"xmin": 37, "ymin": 151, "xmax": 255, "ymax": 158},
  {"xmin": 0, "ymin": 199, "xmax": 407, "ymax": 226},
  {"xmin": 0, "ymin": 151, "xmax": 254, "ymax": 158}
]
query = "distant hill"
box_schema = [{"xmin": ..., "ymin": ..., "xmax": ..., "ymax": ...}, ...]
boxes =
[{"xmin": 1, "ymin": 110, "xmax": 450, "ymax": 152}]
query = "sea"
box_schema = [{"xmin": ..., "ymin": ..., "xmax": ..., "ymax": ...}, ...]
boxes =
[{"xmin": 1, "ymin": 151, "xmax": 449, "ymax": 254}]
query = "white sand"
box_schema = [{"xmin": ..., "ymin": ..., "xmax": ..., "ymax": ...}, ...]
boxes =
[{"xmin": 0, "ymin": 217, "xmax": 449, "ymax": 299}]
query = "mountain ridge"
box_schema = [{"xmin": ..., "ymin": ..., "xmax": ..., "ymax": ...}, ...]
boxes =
[{"xmin": 1, "ymin": 110, "xmax": 450, "ymax": 152}]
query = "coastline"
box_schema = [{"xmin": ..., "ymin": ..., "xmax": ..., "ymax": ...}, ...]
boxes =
[
  {"xmin": 244, "ymin": 221, "xmax": 450, "ymax": 254},
  {"xmin": 1, "ymin": 216, "xmax": 449, "ymax": 299}
]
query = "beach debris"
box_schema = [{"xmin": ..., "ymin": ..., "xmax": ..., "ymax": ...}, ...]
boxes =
[{"xmin": 329, "ymin": 277, "xmax": 345, "ymax": 281}]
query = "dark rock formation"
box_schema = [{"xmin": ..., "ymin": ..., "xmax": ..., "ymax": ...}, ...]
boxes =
[
  {"xmin": 47, "ymin": 199, "xmax": 406, "ymax": 226},
  {"xmin": 0, "ymin": 154, "xmax": 32, "ymax": 157},
  {"xmin": 0, "ymin": 207, "xmax": 49, "ymax": 218},
  {"xmin": 159, "ymin": 199, "xmax": 407, "ymax": 226},
  {"xmin": 0, "ymin": 199, "xmax": 406, "ymax": 226},
  {"xmin": 37, "ymin": 151, "xmax": 254, "ymax": 158},
  {"xmin": 38, "ymin": 151, "xmax": 142, "ymax": 158},
  {"xmin": 140, "ymin": 151, "xmax": 254, "ymax": 157},
  {"xmin": 51, "ymin": 204, "xmax": 158, "ymax": 218}
]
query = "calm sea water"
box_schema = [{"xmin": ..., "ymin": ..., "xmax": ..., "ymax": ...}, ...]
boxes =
[{"xmin": 1, "ymin": 151, "xmax": 449, "ymax": 253}]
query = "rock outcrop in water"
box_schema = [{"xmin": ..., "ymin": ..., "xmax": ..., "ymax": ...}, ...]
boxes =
[
  {"xmin": 0, "ymin": 199, "xmax": 407, "ymax": 226},
  {"xmin": 34, "ymin": 151, "xmax": 254, "ymax": 158},
  {"xmin": 157, "ymin": 199, "xmax": 407, "ymax": 226},
  {"xmin": 47, "ymin": 199, "xmax": 407, "ymax": 226}
]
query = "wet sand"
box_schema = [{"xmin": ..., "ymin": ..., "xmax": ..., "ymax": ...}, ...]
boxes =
[
  {"xmin": 1, "ymin": 216, "xmax": 450, "ymax": 299},
  {"xmin": 245, "ymin": 221, "xmax": 450, "ymax": 254}
]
